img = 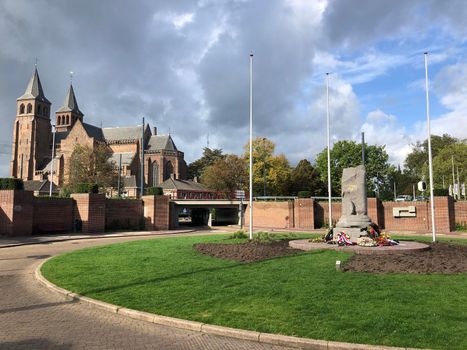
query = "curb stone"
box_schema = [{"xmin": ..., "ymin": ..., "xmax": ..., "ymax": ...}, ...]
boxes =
[{"xmin": 35, "ymin": 257, "xmax": 430, "ymax": 350}]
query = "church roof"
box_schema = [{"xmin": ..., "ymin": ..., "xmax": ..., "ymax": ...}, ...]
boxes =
[
  {"xmin": 109, "ymin": 152, "xmax": 136, "ymax": 166},
  {"xmin": 147, "ymin": 135, "xmax": 178, "ymax": 151},
  {"xmin": 159, "ymin": 178, "xmax": 210, "ymax": 191},
  {"xmin": 17, "ymin": 68, "xmax": 51, "ymax": 104},
  {"xmin": 82, "ymin": 122, "xmax": 104, "ymax": 140},
  {"xmin": 56, "ymin": 84, "xmax": 83, "ymax": 116},
  {"xmin": 24, "ymin": 180, "xmax": 59, "ymax": 193},
  {"xmin": 102, "ymin": 125, "xmax": 146, "ymax": 141}
]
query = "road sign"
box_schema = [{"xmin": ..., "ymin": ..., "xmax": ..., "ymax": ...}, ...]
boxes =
[
  {"xmin": 235, "ymin": 190, "xmax": 245, "ymax": 199},
  {"xmin": 417, "ymin": 181, "xmax": 427, "ymax": 192}
]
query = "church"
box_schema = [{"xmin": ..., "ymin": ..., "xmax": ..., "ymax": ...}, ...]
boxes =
[{"xmin": 10, "ymin": 67, "xmax": 188, "ymax": 196}]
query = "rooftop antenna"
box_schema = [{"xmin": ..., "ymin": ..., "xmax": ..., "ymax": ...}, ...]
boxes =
[
  {"xmin": 169, "ymin": 127, "xmax": 171, "ymax": 135},
  {"xmin": 207, "ymin": 131, "xmax": 210, "ymax": 149},
  {"xmin": 34, "ymin": 57, "xmax": 38, "ymax": 69},
  {"xmin": 70, "ymin": 71, "xmax": 74, "ymax": 84}
]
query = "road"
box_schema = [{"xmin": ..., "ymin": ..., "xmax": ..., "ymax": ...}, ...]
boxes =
[{"xmin": 0, "ymin": 233, "xmax": 297, "ymax": 350}]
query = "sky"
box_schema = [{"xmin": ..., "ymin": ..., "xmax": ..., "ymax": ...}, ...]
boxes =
[{"xmin": 1, "ymin": 0, "xmax": 467, "ymax": 177}]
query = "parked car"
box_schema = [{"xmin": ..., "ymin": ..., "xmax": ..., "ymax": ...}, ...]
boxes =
[
  {"xmin": 414, "ymin": 196, "xmax": 428, "ymax": 201},
  {"xmin": 395, "ymin": 195, "xmax": 413, "ymax": 202}
]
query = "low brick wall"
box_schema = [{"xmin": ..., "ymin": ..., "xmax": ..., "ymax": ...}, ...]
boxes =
[
  {"xmin": 105, "ymin": 199, "xmax": 143, "ymax": 230},
  {"xmin": 454, "ymin": 201, "xmax": 467, "ymax": 226},
  {"xmin": 314, "ymin": 201, "xmax": 342, "ymax": 228},
  {"xmin": 33, "ymin": 197, "xmax": 73, "ymax": 233},
  {"xmin": 244, "ymin": 201, "xmax": 294, "ymax": 229},
  {"xmin": 71, "ymin": 193, "xmax": 106, "ymax": 233},
  {"xmin": 142, "ymin": 195, "xmax": 170, "ymax": 230},
  {"xmin": 294, "ymin": 198, "xmax": 314, "ymax": 229},
  {"xmin": 382, "ymin": 201, "xmax": 430, "ymax": 232},
  {"xmin": 0, "ymin": 190, "xmax": 33, "ymax": 236}
]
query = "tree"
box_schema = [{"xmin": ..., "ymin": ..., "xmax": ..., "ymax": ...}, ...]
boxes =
[
  {"xmin": 201, "ymin": 155, "xmax": 247, "ymax": 193},
  {"xmin": 187, "ymin": 148, "xmax": 225, "ymax": 180},
  {"xmin": 315, "ymin": 140, "xmax": 394, "ymax": 197},
  {"xmin": 404, "ymin": 134, "xmax": 458, "ymax": 177},
  {"xmin": 289, "ymin": 159, "xmax": 326, "ymax": 196},
  {"xmin": 67, "ymin": 143, "xmax": 117, "ymax": 191},
  {"xmin": 243, "ymin": 137, "xmax": 291, "ymax": 196},
  {"xmin": 432, "ymin": 142, "xmax": 467, "ymax": 189}
]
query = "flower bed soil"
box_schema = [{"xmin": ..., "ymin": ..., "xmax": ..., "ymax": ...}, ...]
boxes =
[
  {"xmin": 194, "ymin": 240, "xmax": 302, "ymax": 263},
  {"xmin": 195, "ymin": 240, "xmax": 467, "ymax": 274},
  {"xmin": 344, "ymin": 242, "xmax": 467, "ymax": 274}
]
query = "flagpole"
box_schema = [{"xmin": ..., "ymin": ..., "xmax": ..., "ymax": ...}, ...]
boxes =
[
  {"xmin": 326, "ymin": 73, "xmax": 332, "ymax": 229},
  {"xmin": 424, "ymin": 52, "xmax": 436, "ymax": 242},
  {"xmin": 249, "ymin": 53, "xmax": 254, "ymax": 240}
]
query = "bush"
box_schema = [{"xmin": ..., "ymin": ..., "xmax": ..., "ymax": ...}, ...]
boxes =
[
  {"xmin": 0, "ymin": 178, "xmax": 24, "ymax": 190},
  {"xmin": 74, "ymin": 183, "xmax": 99, "ymax": 194},
  {"xmin": 433, "ymin": 188, "xmax": 450, "ymax": 196},
  {"xmin": 145, "ymin": 187, "xmax": 163, "ymax": 195},
  {"xmin": 297, "ymin": 191, "xmax": 312, "ymax": 198},
  {"xmin": 252, "ymin": 231, "xmax": 274, "ymax": 243},
  {"xmin": 230, "ymin": 230, "xmax": 248, "ymax": 239}
]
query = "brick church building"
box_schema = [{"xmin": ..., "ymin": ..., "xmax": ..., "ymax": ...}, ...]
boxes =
[{"xmin": 10, "ymin": 68, "xmax": 187, "ymax": 196}]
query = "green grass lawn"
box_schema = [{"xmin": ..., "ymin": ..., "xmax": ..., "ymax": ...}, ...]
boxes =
[{"xmin": 42, "ymin": 233, "xmax": 467, "ymax": 349}]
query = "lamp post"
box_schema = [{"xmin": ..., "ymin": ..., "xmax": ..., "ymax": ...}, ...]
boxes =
[
  {"xmin": 424, "ymin": 52, "xmax": 436, "ymax": 242},
  {"xmin": 262, "ymin": 137, "xmax": 267, "ymax": 196},
  {"xmin": 49, "ymin": 125, "xmax": 56, "ymax": 197}
]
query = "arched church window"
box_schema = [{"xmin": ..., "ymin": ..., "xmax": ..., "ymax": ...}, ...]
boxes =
[
  {"xmin": 152, "ymin": 161, "xmax": 159, "ymax": 186},
  {"xmin": 43, "ymin": 107, "xmax": 48, "ymax": 116},
  {"xmin": 37, "ymin": 105, "xmax": 42, "ymax": 114},
  {"xmin": 66, "ymin": 115, "xmax": 70, "ymax": 124},
  {"xmin": 19, "ymin": 104, "xmax": 25, "ymax": 114},
  {"xmin": 27, "ymin": 104, "xmax": 32, "ymax": 113},
  {"xmin": 164, "ymin": 161, "xmax": 174, "ymax": 181}
]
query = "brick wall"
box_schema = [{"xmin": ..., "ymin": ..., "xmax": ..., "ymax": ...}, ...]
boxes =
[
  {"xmin": 33, "ymin": 197, "xmax": 73, "ymax": 233},
  {"xmin": 382, "ymin": 201, "xmax": 430, "ymax": 232},
  {"xmin": 244, "ymin": 201, "xmax": 294, "ymax": 229},
  {"xmin": 294, "ymin": 198, "xmax": 314, "ymax": 229},
  {"xmin": 142, "ymin": 195, "xmax": 170, "ymax": 230},
  {"xmin": 0, "ymin": 190, "xmax": 33, "ymax": 236},
  {"xmin": 105, "ymin": 199, "xmax": 143, "ymax": 230},
  {"xmin": 314, "ymin": 201, "xmax": 342, "ymax": 228},
  {"xmin": 454, "ymin": 201, "xmax": 467, "ymax": 226},
  {"xmin": 71, "ymin": 193, "xmax": 106, "ymax": 233}
]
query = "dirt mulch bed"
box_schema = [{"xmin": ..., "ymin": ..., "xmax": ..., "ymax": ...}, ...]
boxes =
[
  {"xmin": 194, "ymin": 240, "xmax": 302, "ymax": 263},
  {"xmin": 344, "ymin": 242, "xmax": 467, "ymax": 274}
]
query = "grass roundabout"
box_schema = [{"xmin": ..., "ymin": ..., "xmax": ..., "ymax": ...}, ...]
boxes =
[{"xmin": 41, "ymin": 233, "xmax": 467, "ymax": 350}]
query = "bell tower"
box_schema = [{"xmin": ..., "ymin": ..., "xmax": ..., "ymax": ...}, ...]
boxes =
[
  {"xmin": 55, "ymin": 83, "xmax": 84, "ymax": 133},
  {"xmin": 10, "ymin": 68, "xmax": 52, "ymax": 180}
]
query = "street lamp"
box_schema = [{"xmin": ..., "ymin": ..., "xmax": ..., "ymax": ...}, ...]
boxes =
[{"xmin": 262, "ymin": 137, "xmax": 267, "ymax": 196}]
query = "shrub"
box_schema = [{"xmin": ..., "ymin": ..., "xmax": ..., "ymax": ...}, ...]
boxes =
[
  {"xmin": 74, "ymin": 183, "xmax": 99, "ymax": 194},
  {"xmin": 0, "ymin": 178, "xmax": 24, "ymax": 190},
  {"xmin": 252, "ymin": 231, "xmax": 274, "ymax": 243},
  {"xmin": 145, "ymin": 187, "xmax": 163, "ymax": 195},
  {"xmin": 297, "ymin": 191, "xmax": 312, "ymax": 198},
  {"xmin": 433, "ymin": 188, "xmax": 450, "ymax": 196},
  {"xmin": 230, "ymin": 230, "xmax": 248, "ymax": 239}
]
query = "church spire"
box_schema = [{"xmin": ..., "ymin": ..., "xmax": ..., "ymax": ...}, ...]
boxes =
[
  {"xmin": 17, "ymin": 67, "xmax": 50, "ymax": 104},
  {"xmin": 56, "ymin": 83, "xmax": 83, "ymax": 116}
]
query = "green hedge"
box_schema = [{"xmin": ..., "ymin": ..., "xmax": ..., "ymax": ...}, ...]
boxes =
[
  {"xmin": 433, "ymin": 188, "xmax": 450, "ymax": 196},
  {"xmin": 73, "ymin": 183, "xmax": 99, "ymax": 194},
  {"xmin": 0, "ymin": 178, "xmax": 24, "ymax": 190},
  {"xmin": 145, "ymin": 187, "xmax": 163, "ymax": 195},
  {"xmin": 297, "ymin": 191, "xmax": 312, "ymax": 198}
]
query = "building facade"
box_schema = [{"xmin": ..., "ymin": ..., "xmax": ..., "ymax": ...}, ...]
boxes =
[{"xmin": 10, "ymin": 68, "xmax": 187, "ymax": 195}]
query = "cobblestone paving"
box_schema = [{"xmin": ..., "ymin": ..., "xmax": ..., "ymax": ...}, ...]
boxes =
[{"xmin": 0, "ymin": 235, "xmax": 298, "ymax": 350}]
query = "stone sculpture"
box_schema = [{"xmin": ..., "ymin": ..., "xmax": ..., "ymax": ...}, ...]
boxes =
[{"xmin": 333, "ymin": 165, "xmax": 371, "ymax": 241}]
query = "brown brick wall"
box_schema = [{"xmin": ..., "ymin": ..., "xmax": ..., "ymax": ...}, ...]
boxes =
[
  {"xmin": 71, "ymin": 193, "xmax": 106, "ymax": 233},
  {"xmin": 382, "ymin": 201, "xmax": 430, "ymax": 232},
  {"xmin": 33, "ymin": 197, "xmax": 73, "ymax": 233},
  {"xmin": 142, "ymin": 195, "xmax": 170, "ymax": 230},
  {"xmin": 0, "ymin": 190, "xmax": 33, "ymax": 236},
  {"xmin": 294, "ymin": 198, "xmax": 314, "ymax": 229},
  {"xmin": 314, "ymin": 201, "xmax": 342, "ymax": 228},
  {"xmin": 244, "ymin": 201, "xmax": 294, "ymax": 229},
  {"xmin": 454, "ymin": 201, "xmax": 467, "ymax": 226},
  {"xmin": 105, "ymin": 199, "xmax": 143, "ymax": 230}
]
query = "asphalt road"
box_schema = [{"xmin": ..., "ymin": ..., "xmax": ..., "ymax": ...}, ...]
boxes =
[{"xmin": 0, "ymin": 233, "xmax": 297, "ymax": 350}]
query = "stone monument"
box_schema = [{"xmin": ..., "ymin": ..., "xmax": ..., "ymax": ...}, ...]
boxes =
[{"xmin": 333, "ymin": 165, "xmax": 372, "ymax": 241}]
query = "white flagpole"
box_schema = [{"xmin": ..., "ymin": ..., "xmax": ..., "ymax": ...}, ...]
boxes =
[
  {"xmin": 249, "ymin": 53, "xmax": 254, "ymax": 239},
  {"xmin": 424, "ymin": 52, "xmax": 436, "ymax": 242},
  {"xmin": 326, "ymin": 73, "xmax": 332, "ymax": 229}
]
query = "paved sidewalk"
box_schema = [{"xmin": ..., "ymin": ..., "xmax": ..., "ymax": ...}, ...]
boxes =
[{"xmin": 0, "ymin": 233, "xmax": 296, "ymax": 350}]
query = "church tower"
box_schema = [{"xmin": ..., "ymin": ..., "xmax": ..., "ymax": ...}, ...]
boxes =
[
  {"xmin": 10, "ymin": 68, "xmax": 52, "ymax": 180},
  {"xmin": 55, "ymin": 83, "xmax": 84, "ymax": 132}
]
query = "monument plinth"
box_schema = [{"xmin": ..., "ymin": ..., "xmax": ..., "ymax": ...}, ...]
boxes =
[{"xmin": 333, "ymin": 165, "xmax": 371, "ymax": 241}]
